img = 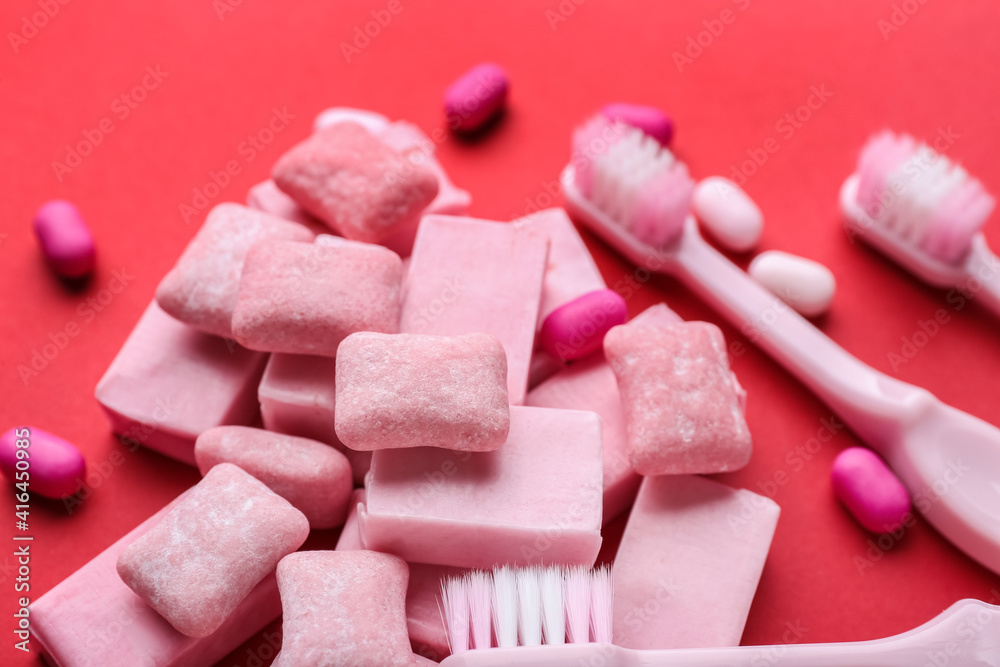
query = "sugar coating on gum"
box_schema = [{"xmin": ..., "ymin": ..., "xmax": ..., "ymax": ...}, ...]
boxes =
[
  {"xmin": 116, "ymin": 463, "xmax": 309, "ymax": 638},
  {"xmin": 335, "ymin": 332, "xmax": 510, "ymax": 452},
  {"xmin": 272, "ymin": 551, "xmax": 413, "ymax": 667},
  {"xmin": 232, "ymin": 239, "xmax": 402, "ymax": 357},
  {"xmin": 195, "ymin": 426, "xmax": 353, "ymax": 530},
  {"xmin": 155, "ymin": 203, "xmax": 314, "ymax": 338},
  {"xmin": 605, "ymin": 321, "xmax": 752, "ymax": 476},
  {"xmin": 272, "ymin": 122, "xmax": 439, "ymax": 244}
]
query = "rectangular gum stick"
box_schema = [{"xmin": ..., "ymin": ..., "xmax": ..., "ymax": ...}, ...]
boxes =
[
  {"xmin": 95, "ymin": 301, "xmax": 268, "ymax": 466},
  {"xmin": 613, "ymin": 474, "xmax": 780, "ymax": 650},
  {"xmin": 526, "ymin": 303, "xmax": 683, "ymax": 523},
  {"xmin": 400, "ymin": 215, "xmax": 549, "ymax": 405},
  {"xmin": 31, "ymin": 495, "xmax": 281, "ymax": 667}
]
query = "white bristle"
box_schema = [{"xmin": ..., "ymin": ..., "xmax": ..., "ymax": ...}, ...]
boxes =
[
  {"xmin": 564, "ymin": 566, "xmax": 592, "ymax": 644},
  {"xmin": 466, "ymin": 571, "xmax": 493, "ymax": 650},
  {"xmin": 441, "ymin": 575, "xmax": 471, "ymax": 654},
  {"xmin": 492, "ymin": 565, "xmax": 519, "ymax": 648},
  {"xmin": 516, "ymin": 567, "xmax": 543, "ymax": 646},
  {"xmin": 590, "ymin": 565, "xmax": 614, "ymax": 644},
  {"xmin": 540, "ymin": 566, "xmax": 566, "ymax": 645}
]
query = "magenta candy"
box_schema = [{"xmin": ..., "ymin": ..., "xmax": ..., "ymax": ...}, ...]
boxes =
[
  {"xmin": 0, "ymin": 427, "xmax": 86, "ymax": 499},
  {"xmin": 602, "ymin": 103, "xmax": 674, "ymax": 146},
  {"xmin": 444, "ymin": 63, "xmax": 509, "ymax": 132},
  {"xmin": 33, "ymin": 200, "xmax": 96, "ymax": 278},
  {"xmin": 540, "ymin": 288, "xmax": 628, "ymax": 361},
  {"xmin": 831, "ymin": 447, "xmax": 911, "ymax": 533}
]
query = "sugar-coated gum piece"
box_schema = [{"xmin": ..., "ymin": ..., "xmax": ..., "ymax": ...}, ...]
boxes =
[
  {"xmin": 246, "ymin": 179, "xmax": 321, "ymax": 228},
  {"xmin": 540, "ymin": 288, "xmax": 628, "ymax": 361},
  {"xmin": 31, "ymin": 493, "xmax": 284, "ymax": 667},
  {"xmin": 335, "ymin": 332, "xmax": 510, "ymax": 452},
  {"xmin": 313, "ymin": 106, "xmax": 391, "ymax": 134},
  {"xmin": 444, "ymin": 62, "xmax": 509, "ymax": 133},
  {"xmin": 748, "ymin": 249, "xmax": 836, "ymax": 317},
  {"xmin": 272, "ymin": 550, "xmax": 413, "ymax": 667},
  {"xmin": 831, "ymin": 447, "xmax": 911, "ymax": 534},
  {"xmin": 613, "ymin": 475, "xmax": 780, "ymax": 649},
  {"xmin": 33, "ymin": 200, "xmax": 96, "ymax": 278},
  {"xmin": 693, "ymin": 176, "xmax": 764, "ymax": 252},
  {"xmin": 195, "ymin": 426, "xmax": 353, "ymax": 529},
  {"xmin": 0, "ymin": 427, "xmax": 85, "ymax": 499},
  {"xmin": 602, "ymin": 102, "xmax": 674, "ymax": 146},
  {"xmin": 116, "ymin": 463, "xmax": 309, "ymax": 638}
]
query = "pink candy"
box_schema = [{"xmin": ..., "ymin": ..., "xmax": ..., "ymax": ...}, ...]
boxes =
[
  {"xmin": 33, "ymin": 200, "xmax": 96, "ymax": 279},
  {"xmin": 831, "ymin": 447, "xmax": 911, "ymax": 533},
  {"xmin": 444, "ymin": 63, "xmax": 509, "ymax": 132},
  {"xmin": 0, "ymin": 427, "xmax": 85, "ymax": 499},
  {"xmin": 602, "ymin": 102, "xmax": 674, "ymax": 146},
  {"xmin": 539, "ymin": 288, "xmax": 628, "ymax": 361}
]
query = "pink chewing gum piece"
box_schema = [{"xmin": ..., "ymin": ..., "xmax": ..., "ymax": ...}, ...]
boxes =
[
  {"xmin": 272, "ymin": 122, "xmax": 439, "ymax": 245},
  {"xmin": 359, "ymin": 405, "xmax": 603, "ymax": 569},
  {"xmin": 527, "ymin": 303, "xmax": 683, "ymax": 523},
  {"xmin": 831, "ymin": 447, "xmax": 911, "ymax": 534},
  {"xmin": 95, "ymin": 301, "xmax": 268, "ymax": 466},
  {"xmin": 232, "ymin": 239, "xmax": 403, "ymax": 356},
  {"xmin": 401, "ymin": 215, "xmax": 549, "ymax": 405},
  {"xmin": 194, "ymin": 426, "xmax": 353, "ymax": 529},
  {"xmin": 602, "ymin": 102, "xmax": 674, "ymax": 146},
  {"xmin": 376, "ymin": 121, "xmax": 473, "ymax": 216},
  {"xmin": 272, "ymin": 551, "xmax": 413, "ymax": 667},
  {"xmin": 605, "ymin": 321, "xmax": 752, "ymax": 475},
  {"xmin": 613, "ymin": 475, "xmax": 780, "ymax": 649},
  {"xmin": 116, "ymin": 463, "xmax": 309, "ymax": 638},
  {"xmin": 246, "ymin": 180, "xmax": 322, "ymax": 229},
  {"xmin": 335, "ymin": 332, "xmax": 510, "ymax": 452},
  {"xmin": 33, "ymin": 200, "xmax": 96, "ymax": 279},
  {"xmin": 444, "ymin": 62, "xmax": 509, "ymax": 133},
  {"xmin": 540, "ymin": 288, "xmax": 628, "ymax": 361},
  {"xmin": 31, "ymin": 494, "xmax": 284, "ymax": 667},
  {"xmin": 155, "ymin": 203, "xmax": 314, "ymax": 338},
  {"xmin": 258, "ymin": 353, "xmax": 371, "ymax": 485},
  {"xmin": 0, "ymin": 426, "xmax": 85, "ymax": 499},
  {"xmin": 337, "ymin": 488, "xmax": 463, "ymax": 662}
]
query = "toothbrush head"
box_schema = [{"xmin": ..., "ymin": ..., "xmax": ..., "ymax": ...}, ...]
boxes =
[{"xmin": 848, "ymin": 130, "xmax": 995, "ymax": 267}]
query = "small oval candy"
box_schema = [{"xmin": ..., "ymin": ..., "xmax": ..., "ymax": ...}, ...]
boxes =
[
  {"xmin": 0, "ymin": 427, "xmax": 86, "ymax": 499},
  {"xmin": 33, "ymin": 200, "xmax": 96, "ymax": 279},
  {"xmin": 748, "ymin": 250, "xmax": 835, "ymax": 317},
  {"xmin": 831, "ymin": 447, "xmax": 910, "ymax": 534},
  {"xmin": 601, "ymin": 103, "xmax": 674, "ymax": 146},
  {"xmin": 540, "ymin": 289, "xmax": 628, "ymax": 362},
  {"xmin": 693, "ymin": 177, "xmax": 763, "ymax": 252},
  {"xmin": 444, "ymin": 63, "xmax": 509, "ymax": 133}
]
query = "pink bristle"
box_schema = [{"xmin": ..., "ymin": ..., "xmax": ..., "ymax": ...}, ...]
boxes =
[
  {"xmin": 466, "ymin": 571, "xmax": 493, "ymax": 650},
  {"xmin": 925, "ymin": 182, "xmax": 996, "ymax": 263},
  {"xmin": 441, "ymin": 575, "xmax": 471, "ymax": 654},
  {"xmin": 589, "ymin": 565, "xmax": 613, "ymax": 644},
  {"xmin": 564, "ymin": 566, "xmax": 592, "ymax": 644},
  {"xmin": 633, "ymin": 164, "xmax": 694, "ymax": 247},
  {"xmin": 855, "ymin": 131, "xmax": 915, "ymax": 220},
  {"xmin": 571, "ymin": 114, "xmax": 627, "ymax": 199}
]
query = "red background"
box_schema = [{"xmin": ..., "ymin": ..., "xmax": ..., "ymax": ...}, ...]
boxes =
[{"xmin": 2, "ymin": 0, "xmax": 1000, "ymax": 665}]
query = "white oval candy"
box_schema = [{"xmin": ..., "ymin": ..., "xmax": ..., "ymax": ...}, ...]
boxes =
[
  {"xmin": 693, "ymin": 176, "xmax": 763, "ymax": 252},
  {"xmin": 749, "ymin": 250, "xmax": 836, "ymax": 317}
]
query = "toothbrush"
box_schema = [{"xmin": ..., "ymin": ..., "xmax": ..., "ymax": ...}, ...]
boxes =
[
  {"xmin": 438, "ymin": 566, "xmax": 1000, "ymax": 666},
  {"xmin": 561, "ymin": 114, "xmax": 1000, "ymax": 576},
  {"xmin": 839, "ymin": 130, "xmax": 1000, "ymax": 314}
]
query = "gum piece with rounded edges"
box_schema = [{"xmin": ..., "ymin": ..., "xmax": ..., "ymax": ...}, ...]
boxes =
[
  {"xmin": 693, "ymin": 176, "xmax": 764, "ymax": 252},
  {"xmin": 33, "ymin": 200, "xmax": 96, "ymax": 278},
  {"xmin": 195, "ymin": 426, "xmax": 353, "ymax": 530},
  {"xmin": 540, "ymin": 289, "xmax": 628, "ymax": 361},
  {"xmin": 832, "ymin": 447, "xmax": 911, "ymax": 534},
  {"xmin": 0, "ymin": 427, "xmax": 85, "ymax": 499},
  {"xmin": 313, "ymin": 106, "xmax": 391, "ymax": 134},
  {"xmin": 155, "ymin": 203, "xmax": 314, "ymax": 338},
  {"xmin": 231, "ymin": 239, "xmax": 402, "ymax": 356},
  {"xmin": 444, "ymin": 63, "xmax": 509, "ymax": 132},
  {"xmin": 247, "ymin": 180, "xmax": 320, "ymax": 228},
  {"xmin": 602, "ymin": 103, "xmax": 674, "ymax": 146},
  {"xmin": 258, "ymin": 353, "xmax": 371, "ymax": 485},
  {"xmin": 604, "ymin": 321, "xmax": 751, "ymax": 475},
  {"xmin": 116, "ymin": 463, "xmax": 309, "ymax": 638},
  {"xmin": 335, "ymin": 332, "xmax": 510, "ymax": 452},
  {"xmin": 272, "ymin": 123, "xmax": 438, "ymax": 245},
  {"xmin": 272, "ymin": 551, "xmax": 413, "ymax": 667},
  {"xmin": 748, "ymin": 250, "xmax": 836, "ymax": 317}
]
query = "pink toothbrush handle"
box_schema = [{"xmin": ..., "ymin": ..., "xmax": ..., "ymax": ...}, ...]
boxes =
[{"xmin": 670, "ymin": 222, "xmax": 929, "ymax": 447}]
